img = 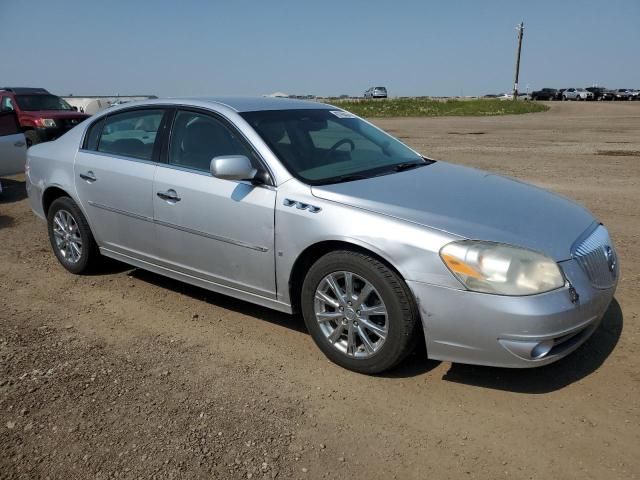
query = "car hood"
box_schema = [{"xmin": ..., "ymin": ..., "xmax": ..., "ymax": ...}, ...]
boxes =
[{"xmin": 311, "ymin": 161, "xmax": 597, "ymax": 261}]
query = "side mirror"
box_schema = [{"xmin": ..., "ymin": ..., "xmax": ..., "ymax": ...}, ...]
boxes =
[
  {"xmin": 71, "ymin": 106, "xmax": 78, "ymax": 111},
  {"xmin": 210, "ymin": 155, "xmax": 258, "ymax": 182}
]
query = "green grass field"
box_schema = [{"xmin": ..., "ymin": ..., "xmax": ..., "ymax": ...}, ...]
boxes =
[{"xmin": 327, "ymin": 98, "xmax": 549, "ymax": 117}]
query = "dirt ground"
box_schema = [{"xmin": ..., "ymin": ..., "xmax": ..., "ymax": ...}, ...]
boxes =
[{"xmin": 1, "ymin": 102, "xmax": 639, "ymax": 480}]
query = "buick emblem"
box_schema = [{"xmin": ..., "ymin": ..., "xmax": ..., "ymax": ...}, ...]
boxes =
[{"xmin": 604, "ymin": 246, "xmax": 616, "ymax": 274}]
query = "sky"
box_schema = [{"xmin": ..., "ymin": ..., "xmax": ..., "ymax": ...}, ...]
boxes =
[{"xmin": 1, "ymin": 0, "xmax": 638, "ymax": 98}]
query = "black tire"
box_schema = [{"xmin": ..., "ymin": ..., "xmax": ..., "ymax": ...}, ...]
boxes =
[
  {"xmin": 47, "ymin": 197, "xmax": 100, "ymax": 274},
  {"xmin": 301, "ymin": 250, "xmax": 419, "ymax": 374},
  {"xmin": 24, "ymin": 130, "xmax": 39, "ymax": 148}
]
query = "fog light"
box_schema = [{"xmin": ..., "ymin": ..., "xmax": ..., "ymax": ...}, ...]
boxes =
[{"xmin": 531, "ymin": 340, "xmax": 554, "ymax": 359}]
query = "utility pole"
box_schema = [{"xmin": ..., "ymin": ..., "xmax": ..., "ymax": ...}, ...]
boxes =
[{"xmin": 512, "ymin": 22, "xmax": 524, "ymax": 101}]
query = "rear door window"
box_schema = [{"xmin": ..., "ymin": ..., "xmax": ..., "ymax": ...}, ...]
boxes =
[{"xmin": 98, "ymin": 109, "xmax": 164, "ymax": 161}]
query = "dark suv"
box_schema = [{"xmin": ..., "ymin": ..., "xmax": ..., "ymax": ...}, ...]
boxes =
[
  {"xmin": 0, "ymin": 87, "xmax": 89, "ymax": 146},
  {"xmin": 530, "ymin": 88, "xmax": 557, "ymax": 101},
  {"xmin": 585, "ymin": 87, "xmax": 614, "ymax": 101}
]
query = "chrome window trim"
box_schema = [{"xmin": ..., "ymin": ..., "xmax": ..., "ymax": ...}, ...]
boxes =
[
  {"xmin": 87, "ymin": 201, "xmax": 269, "ymax": 252},
  {"xmin": 78, "ymin": 104, "xmax": 175, "ymax": 152},
  {"xmin": 77, "ymin": 149, "xmax": 158, "ymax": 167},
  {"xmin": 78, "ymin": 103, "xmax": 280, "ymax": 186},
  {"xmin": 154, "ymin": 161, "xmax": 277, "ymax": 191}
]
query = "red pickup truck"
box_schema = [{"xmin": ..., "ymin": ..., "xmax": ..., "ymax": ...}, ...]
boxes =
[{"xmin": 0, "ymin": 87, "xmax": 89, "ymax": 146}]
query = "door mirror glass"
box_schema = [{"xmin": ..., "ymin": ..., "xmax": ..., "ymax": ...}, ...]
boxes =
[{"xmin": 210, "ymin": 155, "xmax": 257, "ymax": 182}]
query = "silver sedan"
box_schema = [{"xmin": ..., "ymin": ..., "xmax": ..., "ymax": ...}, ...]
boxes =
[{"xmin": 25, "ymin": 97, "xmax": 618, "ymax": 374}]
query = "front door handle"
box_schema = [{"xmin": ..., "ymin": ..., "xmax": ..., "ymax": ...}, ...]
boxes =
[
  {"xmin": 79, "ymin": 171, "xmax": 97, "ymax": 182},
  {"xmin": 157, "ymin": 189, "xmax": 181, "ymax": 202},
  {"xmin": 14, "ymin": 141, "xmax": 26, "ymax": 147}
]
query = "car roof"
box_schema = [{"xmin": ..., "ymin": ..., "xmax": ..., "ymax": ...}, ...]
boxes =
[
  {"xmin": 175, "ymin": 96, "xmax": 333, "ymax": 112},
  {"xmin": 0, "ymin": 87, "xmax": 50, "ymax": 95}
]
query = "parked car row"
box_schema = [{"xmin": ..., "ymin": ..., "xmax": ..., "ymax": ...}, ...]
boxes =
[{"xmin": 530, "ymin": 87, "xmax": 639, "ymax": 101}]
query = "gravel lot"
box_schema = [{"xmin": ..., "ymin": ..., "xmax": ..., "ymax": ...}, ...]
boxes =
[{"xmin": 1, "ymin": 102, "xmax": 639, "ymax": 479}]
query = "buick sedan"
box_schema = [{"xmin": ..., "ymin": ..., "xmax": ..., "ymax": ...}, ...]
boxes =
[{"xmin": 26, "ymin": 97, "xmax": 618, "ymax": 373}]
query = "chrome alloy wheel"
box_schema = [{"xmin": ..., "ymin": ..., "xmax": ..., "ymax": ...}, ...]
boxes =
[
  {"xmin": 314, "ymin": 271, "xmax": 388, "ymax": 358},
  {"xmin": 52, "ymin": 209, "xmax": 83, "ymax": 263}
]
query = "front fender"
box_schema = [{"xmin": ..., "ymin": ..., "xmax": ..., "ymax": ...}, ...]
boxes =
[{"xmin": 274, "ymin": 180, "xmax": 464, "ymax": 305}]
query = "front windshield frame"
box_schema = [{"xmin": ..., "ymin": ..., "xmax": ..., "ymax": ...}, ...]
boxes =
[
  {"xmin": 241, "ymin": 108, "xmax": 429, "ymax": 186},
  {"xmin": 14, "ymin": 94, "xmax": 74, "ymax": 111}
]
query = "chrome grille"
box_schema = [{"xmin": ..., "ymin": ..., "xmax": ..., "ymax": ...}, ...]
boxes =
[{"xmin": 572, "ymin": 225, "xmax": 617, "ymax": 289}]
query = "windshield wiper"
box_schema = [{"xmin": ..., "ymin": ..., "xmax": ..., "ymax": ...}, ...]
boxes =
[
  {"xmin": 391, "ymin": 161, "xmax": 428, "ymax": 172},
  {"xmin": 323, "ymin": 174, "xmax": 370, "ymax": 184}
]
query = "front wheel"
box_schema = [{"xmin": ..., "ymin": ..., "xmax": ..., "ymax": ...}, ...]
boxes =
[
  {"xmin": 47, "ymin": 197, "xmax": 101, "ymax": 274},
  {"xmin": 301, "ymin": 250, "xmax": 419, "ymax": 374}
]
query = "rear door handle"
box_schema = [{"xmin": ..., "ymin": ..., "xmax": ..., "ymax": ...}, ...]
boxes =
[
  {"xmin": 79, "ymin": 171, "xmax": 97, "ymax": 182},
  {"xmin": 14, "ymin": 141, "xmax": 26, "ymax": 147},
  {"xmin": 157, "ymin": 189, "xmax": 181, "ymax": 202}
]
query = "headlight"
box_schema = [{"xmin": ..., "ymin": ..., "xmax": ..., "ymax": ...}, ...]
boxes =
[
  {"xmin": 440, "ymin": 241, "xmax": 565, "ymax": 295},
  {"xmin": 35, "ymin": 118, "xmax": 56, "ymax": 128}
]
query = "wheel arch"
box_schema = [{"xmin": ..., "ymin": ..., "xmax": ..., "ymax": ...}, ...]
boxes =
[
  {"xmin": 287, "ymin": 240, "xmax": 407, "ymax": 314},
  {"xmin": 42, "ymin": 185, "xmax": 72, "ymax": 217}
]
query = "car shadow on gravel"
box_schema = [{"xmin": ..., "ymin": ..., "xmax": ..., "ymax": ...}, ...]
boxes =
[
  {"xmin": 128, "ymin": 269, "xmax": 308, "ymax": 333},
  {"xmin": 0, "ymin": 214, "xmax": 14, "ymax": 229},
  {"xmin": 0, "ymin": 178, "xmax": 27, "ymax": 203},
  {"xmin": 441, "ymin": 299, "xmax": 623, "ymax": 393},
  {"xmin": 128, "ymin": 268, "xmax": 447, "ymax": 375}
]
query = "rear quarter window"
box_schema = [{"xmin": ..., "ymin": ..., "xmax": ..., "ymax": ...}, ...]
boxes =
[{"xmin": 83, "ymin": 118, "xmax": 105, "ymax": 150}]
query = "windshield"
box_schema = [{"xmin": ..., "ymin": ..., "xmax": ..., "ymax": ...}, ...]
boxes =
[
  {"xmin": 15, "ymin": 94, "xmax": 73, "ymax": 111},
  {"xmin": 241, "ymin": 109, "xmax": 426, "ymax": 185}
]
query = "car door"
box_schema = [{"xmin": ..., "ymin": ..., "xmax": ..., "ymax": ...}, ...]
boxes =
[
  {"xmin": 74, "ymin": 107, "xmax": 168, "ymax": 259},
  {"xmin": 0, "ymin": 111, "xmax": 26, "ymax": 176},
  {"xmin": 153, "ymin": 108, "xmax": 277, "ymax": 298}
]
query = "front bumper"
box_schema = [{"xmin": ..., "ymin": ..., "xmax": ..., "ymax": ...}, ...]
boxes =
[{"xmin": 407, "ymin": 258, "xmax": 616, "ymax": 368}]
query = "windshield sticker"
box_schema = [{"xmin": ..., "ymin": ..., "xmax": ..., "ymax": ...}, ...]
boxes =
[{"xmin": 330, "ymin": 110, "xmax": 357, "ymax": 119}]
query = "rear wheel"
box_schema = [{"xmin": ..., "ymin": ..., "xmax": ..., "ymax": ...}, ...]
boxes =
[
  {"xmin": 47, "ymin": 197, "xmax": 100, "ymax": 274},
  {"xmin": 301, "ymin": 250, "xmax": 419, "ymax": 374}
]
